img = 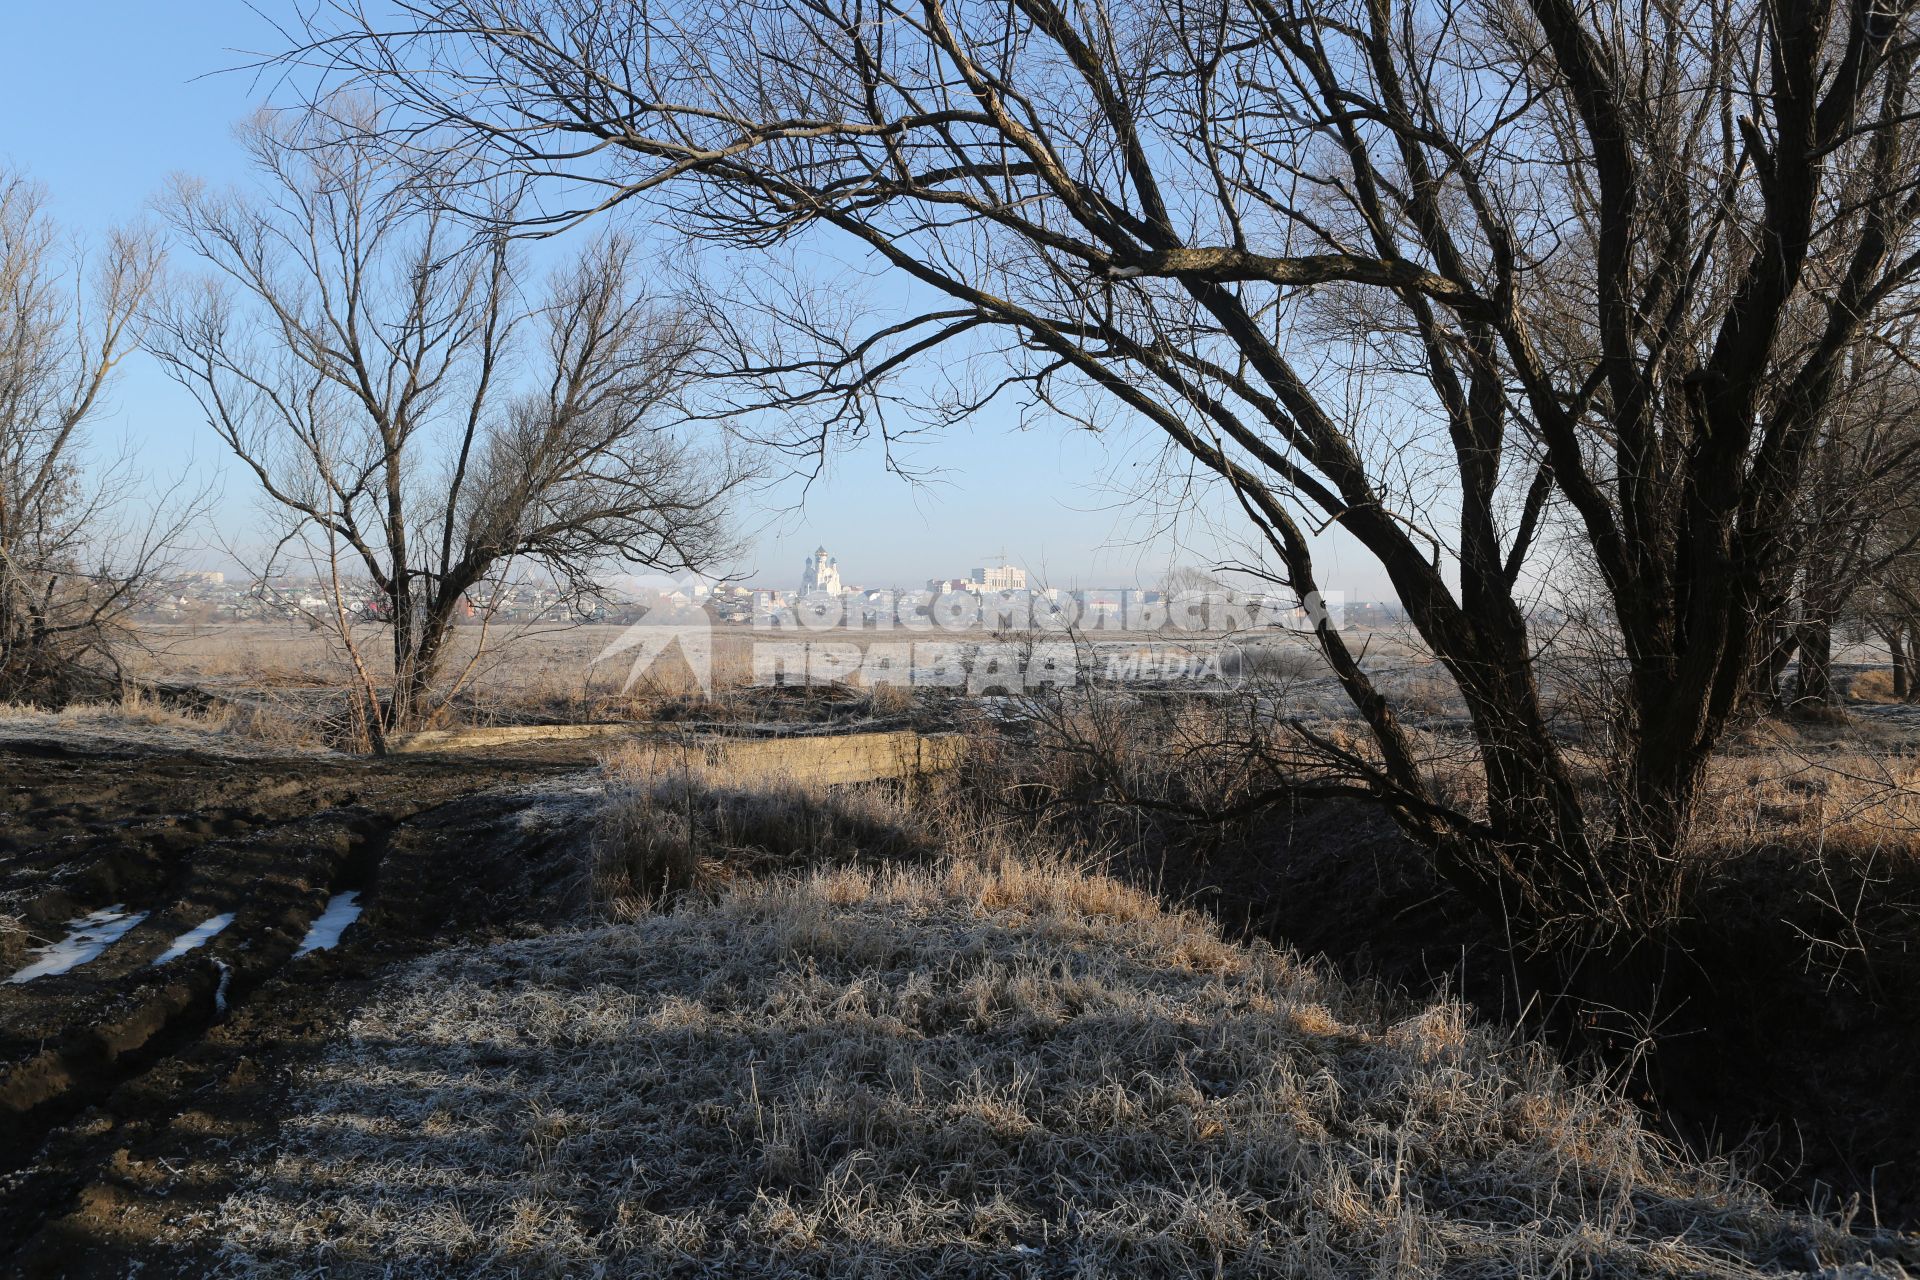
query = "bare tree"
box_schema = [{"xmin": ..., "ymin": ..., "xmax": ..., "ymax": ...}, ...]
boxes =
[
  {"xmin": 149, "ymin": 108, "xmax": 749, "ymax": 744},
  {"xmin": 1860, "ymin": 495, "xmax": 1920, "ymax": 700},
  {"xmin": 294, "ymin": 0, "xmax": 1920, "ymax": 960},
  {"xmin": 0, "ymin": 172, "xmax": 179, "ymax": 703},
  {"xmin": 1735, "ymin": 321, "xmax": 1920, "ymax": 709},
  {"xmin": 1159, "ymin": 565, "xmax": 1228, "ymax": 605}
]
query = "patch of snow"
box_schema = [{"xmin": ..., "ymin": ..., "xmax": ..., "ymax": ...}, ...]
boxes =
[
  {"xmin": 151, "ymin": 913, "xmax": 236, "ymax": 966},
  {"xmin": 5, "ymin": 906, "xmax": 150, "ymax": 984},
  {"xmin": 212, "ymin": 958, "xmax": 232, "ymax": 1014},
  {"xmin": 293, "ymin": 891, "xmax": 363, "ymax": 957}
]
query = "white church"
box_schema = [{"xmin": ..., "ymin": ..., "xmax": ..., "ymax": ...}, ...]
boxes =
[{"xmin": 801, "ymin": 545, "xmax": 845, "ymax": 595}]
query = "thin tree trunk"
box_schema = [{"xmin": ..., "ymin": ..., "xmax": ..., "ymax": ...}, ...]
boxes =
[
  {"xmin": 1748, "ymin": 622, "xmax": 1798, "ymax": 716},
  {"xmin": 1904, "ymin": 617, "xmax": 1920, "ymax": 703},
  {"xmin": 389, "ymin": 587, "xmax": 418, "ymax": 731},
  {"xmin": 1797, "ymin": 616, "xmax": 1836, "ymax": 705},
  {"xmin": 329, "ymin": 544, "xmax": 390, "ymax": 755}
]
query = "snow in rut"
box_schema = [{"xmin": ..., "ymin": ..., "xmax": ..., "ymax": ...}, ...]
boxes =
[
  {"xmin": 6, "ymin": 906, "xmax": 149, "ymax": 984},
  {"xmin": 151, "ymin": 913, "xmax": 236, "ymax": 966},
  {"xmin": 293, "ymin": 891, "xmax": 362, "ymax": 957}
]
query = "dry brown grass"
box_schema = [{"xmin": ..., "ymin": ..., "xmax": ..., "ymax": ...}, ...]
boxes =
[
  {"xmin": 127, "ymin": 622, "xmax": 931, "ymax": 731},
  {"xmin": 1015, "ymin": 680, "xmax": 1920, "ymax": 864},
  {"xmin": 0, "ymin": 911, "xmax": 25, "ymax": 969},
  {"xmin": 126, "ymin": 622, "xmax": 359, "ymax": 687},
  {"xmin": 588, "ymin": 764, "xmax": 942, "ymax": 911},
  {"xmin": 1848, "ymin": 669, "xmax": 1907, "ymax": 705},
  {"xmin": 206, "ymin": 851, "xmax": 1895, "ymax": 1278},
  {"xmin": 1684, "ymin": 733, "xmax": 1920, "ymax": 861},
  {"xmin": 0, "ymin": 689, "xmax": 327, "ymax": 753}
]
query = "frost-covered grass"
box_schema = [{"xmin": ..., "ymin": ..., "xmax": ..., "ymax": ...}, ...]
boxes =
[
  {"xmin": 210, "ymin": 856, "xmax": 1891, "ymax": 1278},
  {"xmin": 0, "ymin": 691, "xmax": 326, "ymax": 754}
]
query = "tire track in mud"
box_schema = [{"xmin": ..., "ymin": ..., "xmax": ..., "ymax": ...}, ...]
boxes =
[
  {"xmin": 0, "ymin": 809, "xmax": 391, "ymax": 1163},
  {"xmin": 0, "ymin": 738, "xmax": 603, "ymax": 1272}
]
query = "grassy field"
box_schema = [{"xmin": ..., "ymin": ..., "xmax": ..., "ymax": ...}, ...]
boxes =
[
  {"xmin": 11, "ymin": 620, "xmax": 1906, "ymax": 1267},
  {"xmin": 124, "ymin": 621, "xmax": 738, "ymax": 710},
  {"xmin": 209, "ymin": 848, "xmax": 1891, "ymax": 1278},
  {"xmin": 4, "ymin": 671, "xmax": 1919, "ymax": 1270},
  {"xmin": 121, "ymin": 621, "xmax": 1366, "ymax": 708}
]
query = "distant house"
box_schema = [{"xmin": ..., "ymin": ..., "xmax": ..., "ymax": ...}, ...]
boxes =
[{"xmin": 972, "ymin": 563, "xmax": 1027, "ymax": 591}]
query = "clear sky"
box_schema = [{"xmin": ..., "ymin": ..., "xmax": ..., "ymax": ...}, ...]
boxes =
[{"xmin": 0, "ymin": 2, "xmax": 1394, "ymax": 599}]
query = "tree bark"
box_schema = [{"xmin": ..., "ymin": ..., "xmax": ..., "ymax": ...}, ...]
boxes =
[
  {"xmin": 1797, "ymin": 616, "xmax": 1837, "ymax": 706},
  {"xmin": 1903, "ymin": 616, "xmax": 1920, "ymax": 702},
  {"xmin": 398, "ymin": 595, "xmax": 463, "ymax": 729},
  {"xmin": 1749, "ymin": 623, "xmax": 1799, "ymax": 716}
]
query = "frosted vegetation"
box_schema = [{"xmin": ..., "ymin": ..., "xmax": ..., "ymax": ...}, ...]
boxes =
[{"xmin": 212, "ymin": 858, "xmax": 1889, "ymax": 1277}]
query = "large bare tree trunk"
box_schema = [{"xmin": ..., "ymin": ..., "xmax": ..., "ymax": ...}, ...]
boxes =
[{"xmin": 1797, "ymin": 617, "xmax": 1838, "ymax": 706}]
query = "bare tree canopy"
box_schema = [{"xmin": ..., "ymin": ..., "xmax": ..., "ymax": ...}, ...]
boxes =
[
  {"xmin": 1765, "ymin": 321, "xmax": 1920, "ymax": 706},
  {"xmin": 149, "ymin": 107, "xmax": 751, "ymax": 744},
  {"xmin": 292, "ymin": 0, "xmax": 1920, "ymax": 954},
  {"xmin": 0, "ymin": 172, "xmax": 177, "ymax": 703}
]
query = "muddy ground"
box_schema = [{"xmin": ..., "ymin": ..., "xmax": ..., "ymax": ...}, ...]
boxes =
[{"xmin": 0, "ymin": 734, "xmax": 609, "ymax": 1276}]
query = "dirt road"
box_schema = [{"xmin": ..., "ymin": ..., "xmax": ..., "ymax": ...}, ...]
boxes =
[{"xmin": 0, "ymin": 733, "xmax": 606, "ymax": 1275}]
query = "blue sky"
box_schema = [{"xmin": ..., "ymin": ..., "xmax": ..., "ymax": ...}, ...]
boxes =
[{"xmin": 0, "ymin": 2, "xmax": 1393, "ymax": 598}]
